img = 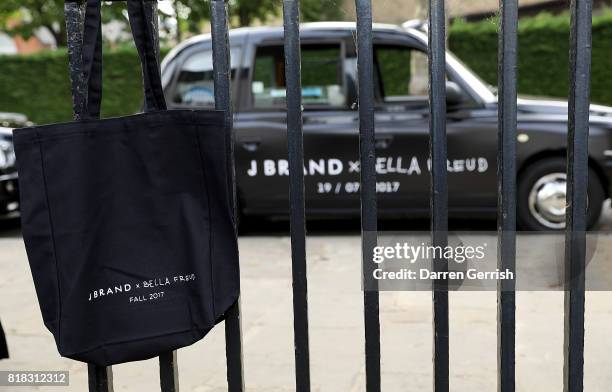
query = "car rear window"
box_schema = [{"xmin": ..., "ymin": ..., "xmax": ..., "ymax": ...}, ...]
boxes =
[
  {"xmin": 374, "ymin": 45, "xmax": 429, "ymax": 104},
  {"xmin": 251, "ymin": 44, "xmax": 346, "ymax": 109}
]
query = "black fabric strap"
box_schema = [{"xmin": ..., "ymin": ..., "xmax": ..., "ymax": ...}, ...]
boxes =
[
  {"xmin": 126, "ymin": 0, "xmax": 167, "ymax": 112},
  {"xmin": 81, "ymin": 0, "xmax": 103, "ymax": 119},
  {"xmin": 79, "ymin": 0, "xmax": 166, "ymax": 119}
]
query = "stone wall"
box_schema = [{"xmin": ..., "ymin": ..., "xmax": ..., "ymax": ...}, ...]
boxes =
[{"xmin": 341, "ymin": 0, "xmax": 558, "ymax": 24}]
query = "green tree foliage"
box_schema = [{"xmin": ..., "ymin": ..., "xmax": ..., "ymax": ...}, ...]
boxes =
[
  {"xmin": 0, "ymin": 0, "xmax": 345, "ymax": 48},
  {"xmin": 300, "ymin": 0, "xmax": 345, "ymax": 22},
  {"xmin": 164, "ymin": 0, "xmax": 279, "ymax": 36},
  {"xmin": 231, "ymin": 0, "xmax": 279, "ymax": 27},
  {"xmin": 0, "ymin": 0, "xmax": 68, "ymax": 46},
  {"xmin": 170, "ymin": 0, "xmax": 345, "ymax": 36},
  {"xmin": 0, "ymin": 0, "xmax": 125, "ymax": 47}
]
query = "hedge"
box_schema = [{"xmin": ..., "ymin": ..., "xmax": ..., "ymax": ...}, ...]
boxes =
[
  {"xmin": 1, "ymin": 11, "xmax": 612, "ymax": 125},
  {"xmin": 0, "ymin": 46, "xmax": 169, "ymax": 124},
  {"xmin": 449, "ymin": 10, "xmax": 612, "ymax": 107}
]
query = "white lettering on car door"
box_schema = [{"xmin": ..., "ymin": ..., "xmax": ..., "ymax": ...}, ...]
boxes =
[{"xmin": 247, "ymin": 157, "xmax": 488, "ymax": 177}]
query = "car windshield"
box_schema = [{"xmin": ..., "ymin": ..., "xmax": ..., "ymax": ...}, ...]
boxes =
[{"xmin": 402, "ymin": 26, "xmax": 497, "ymax": 103}]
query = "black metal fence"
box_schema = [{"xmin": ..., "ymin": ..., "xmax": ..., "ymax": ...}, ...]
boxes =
[{"xmin": 63, "ymin": 0, "xmax": 595, "ymax": 391}]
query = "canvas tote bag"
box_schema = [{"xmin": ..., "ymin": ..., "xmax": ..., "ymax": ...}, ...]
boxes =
[{"xmin": 13, "ymin": 0, "xmax": 239, "ymax": 366}]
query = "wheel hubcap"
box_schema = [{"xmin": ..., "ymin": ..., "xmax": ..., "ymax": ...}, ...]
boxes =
[{"xmin": 528, "ymin": 173, "xmax": 568, "ymax": 229}]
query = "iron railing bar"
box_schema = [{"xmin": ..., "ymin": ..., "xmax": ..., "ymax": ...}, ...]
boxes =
[
  {"xmin": 87, "ymin": 364, "xmax": 114, "ymax": 392},
  {"xmin": 145, "ymin": 0, "xmax": 162, "ymax": 65},
  {"xmin": 428, "ymin": 0, "xmax": 449, "ymax": 391},
  {"xmin": 355, "ymin": 1, "xmax": 381, "ymax": 391},
  {"xmin": 65, "ymin": 1, "xmax": 87, "ymax": 120},
  {"xmin": 210, "ymin": 1, "xmax": 245, "ymax": 391},
  {"xmin": 64, "ymin": 3, "xmax": 112, "ymax": 390},
  {"xmin": 142, "ymin": 2, "xmax": 181, "ymax": 388},
  {"xmin": 223, "ymin": 303, "xmax": 244, "ymax": 391},
  {"xmin": 282, "ymin": 1, "xmax": 311, "ymax": 391},
  {"xmin": 497, "ymin": 1, "xmax": 518, "ymax": 391},
  {"xmin": 210, "ymin": 0, "xmax": 233, "ymax": 128},
  {"xmin": 159, "ymin": 351, "xmax": 179, "ymax": 392},
  {"xmin": 564, "ymin": 0, "xmax": 593, "ymax": 391}
]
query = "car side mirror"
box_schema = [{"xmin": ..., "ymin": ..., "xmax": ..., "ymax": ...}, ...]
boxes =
[{"xmin": 446, "ymin": 81, "xmax": 465, "ymax": 106}]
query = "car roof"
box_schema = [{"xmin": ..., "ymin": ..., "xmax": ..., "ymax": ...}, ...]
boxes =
[
  {"xmin": 234, "ymin": 21, "xmax": 404, "ymax": 34},
  {"xmin": 209, "ymin": 21, "xmax": 404, "ymax": 40},
  {"xmin": 161, "ymin": 21, "xmax": 415, "ymax": 68}
]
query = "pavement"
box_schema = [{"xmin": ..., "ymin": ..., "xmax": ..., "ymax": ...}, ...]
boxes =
[{"xmin": 1, "ymin": 206, "xmax": 612, "ymax": 391}]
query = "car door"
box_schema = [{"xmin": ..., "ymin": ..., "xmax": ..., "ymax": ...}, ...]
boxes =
[
  {"xmin": 234, "ymin": 34, "xmax": 361, "ymax": 217},
  {"xmin": 370, "ymin": 42, "xmax": 431, "ymax": 213},
  {"xmin": 370, "ymin": 39, "xmax": 498, "ymax": 217}
]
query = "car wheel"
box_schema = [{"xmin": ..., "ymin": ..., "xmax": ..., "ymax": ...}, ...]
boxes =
[{"xmin": 517, "ymin": 157, "xmax": 605, "ymax": 231}]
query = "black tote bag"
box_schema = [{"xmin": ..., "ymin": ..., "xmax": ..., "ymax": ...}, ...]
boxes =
[{"xmin": 13, "ymin": 0, "xmax": 239, "ymax": 366}]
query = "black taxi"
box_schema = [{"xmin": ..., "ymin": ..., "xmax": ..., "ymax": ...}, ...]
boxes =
[{"xmin": 160, "ymin": 21, "xmax": 612, "ymax": 230}]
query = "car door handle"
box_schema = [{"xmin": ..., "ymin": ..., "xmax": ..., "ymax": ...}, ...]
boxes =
[
  {"xmin": 375, "ymin": 135, "xmax": 393, "ymax": 149},
  {"xmin": 241, "ymin": 139, "xmax": 261, "ymax": 152}
]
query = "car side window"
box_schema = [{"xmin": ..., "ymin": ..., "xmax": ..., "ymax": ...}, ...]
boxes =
[
  {"xmin": 172, "ymin": 47, "xmax": 240, "ymax": 107},
  {"xmin": 374, "ymin": 45, "xmax": 430, "ymax": 104},
  {"xmin": 251, "ymin": 44, "xmax": 346, "ymax": 109}
]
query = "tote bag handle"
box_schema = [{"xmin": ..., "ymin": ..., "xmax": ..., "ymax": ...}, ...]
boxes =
[{"xmin": 76, "ymin": 0, "xmax": 167, "ymax": 120}]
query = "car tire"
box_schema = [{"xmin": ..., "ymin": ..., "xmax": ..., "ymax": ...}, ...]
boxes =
[{"xmin": 517, "ymin": 157, "xmax": 605, "ymax": 231}]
